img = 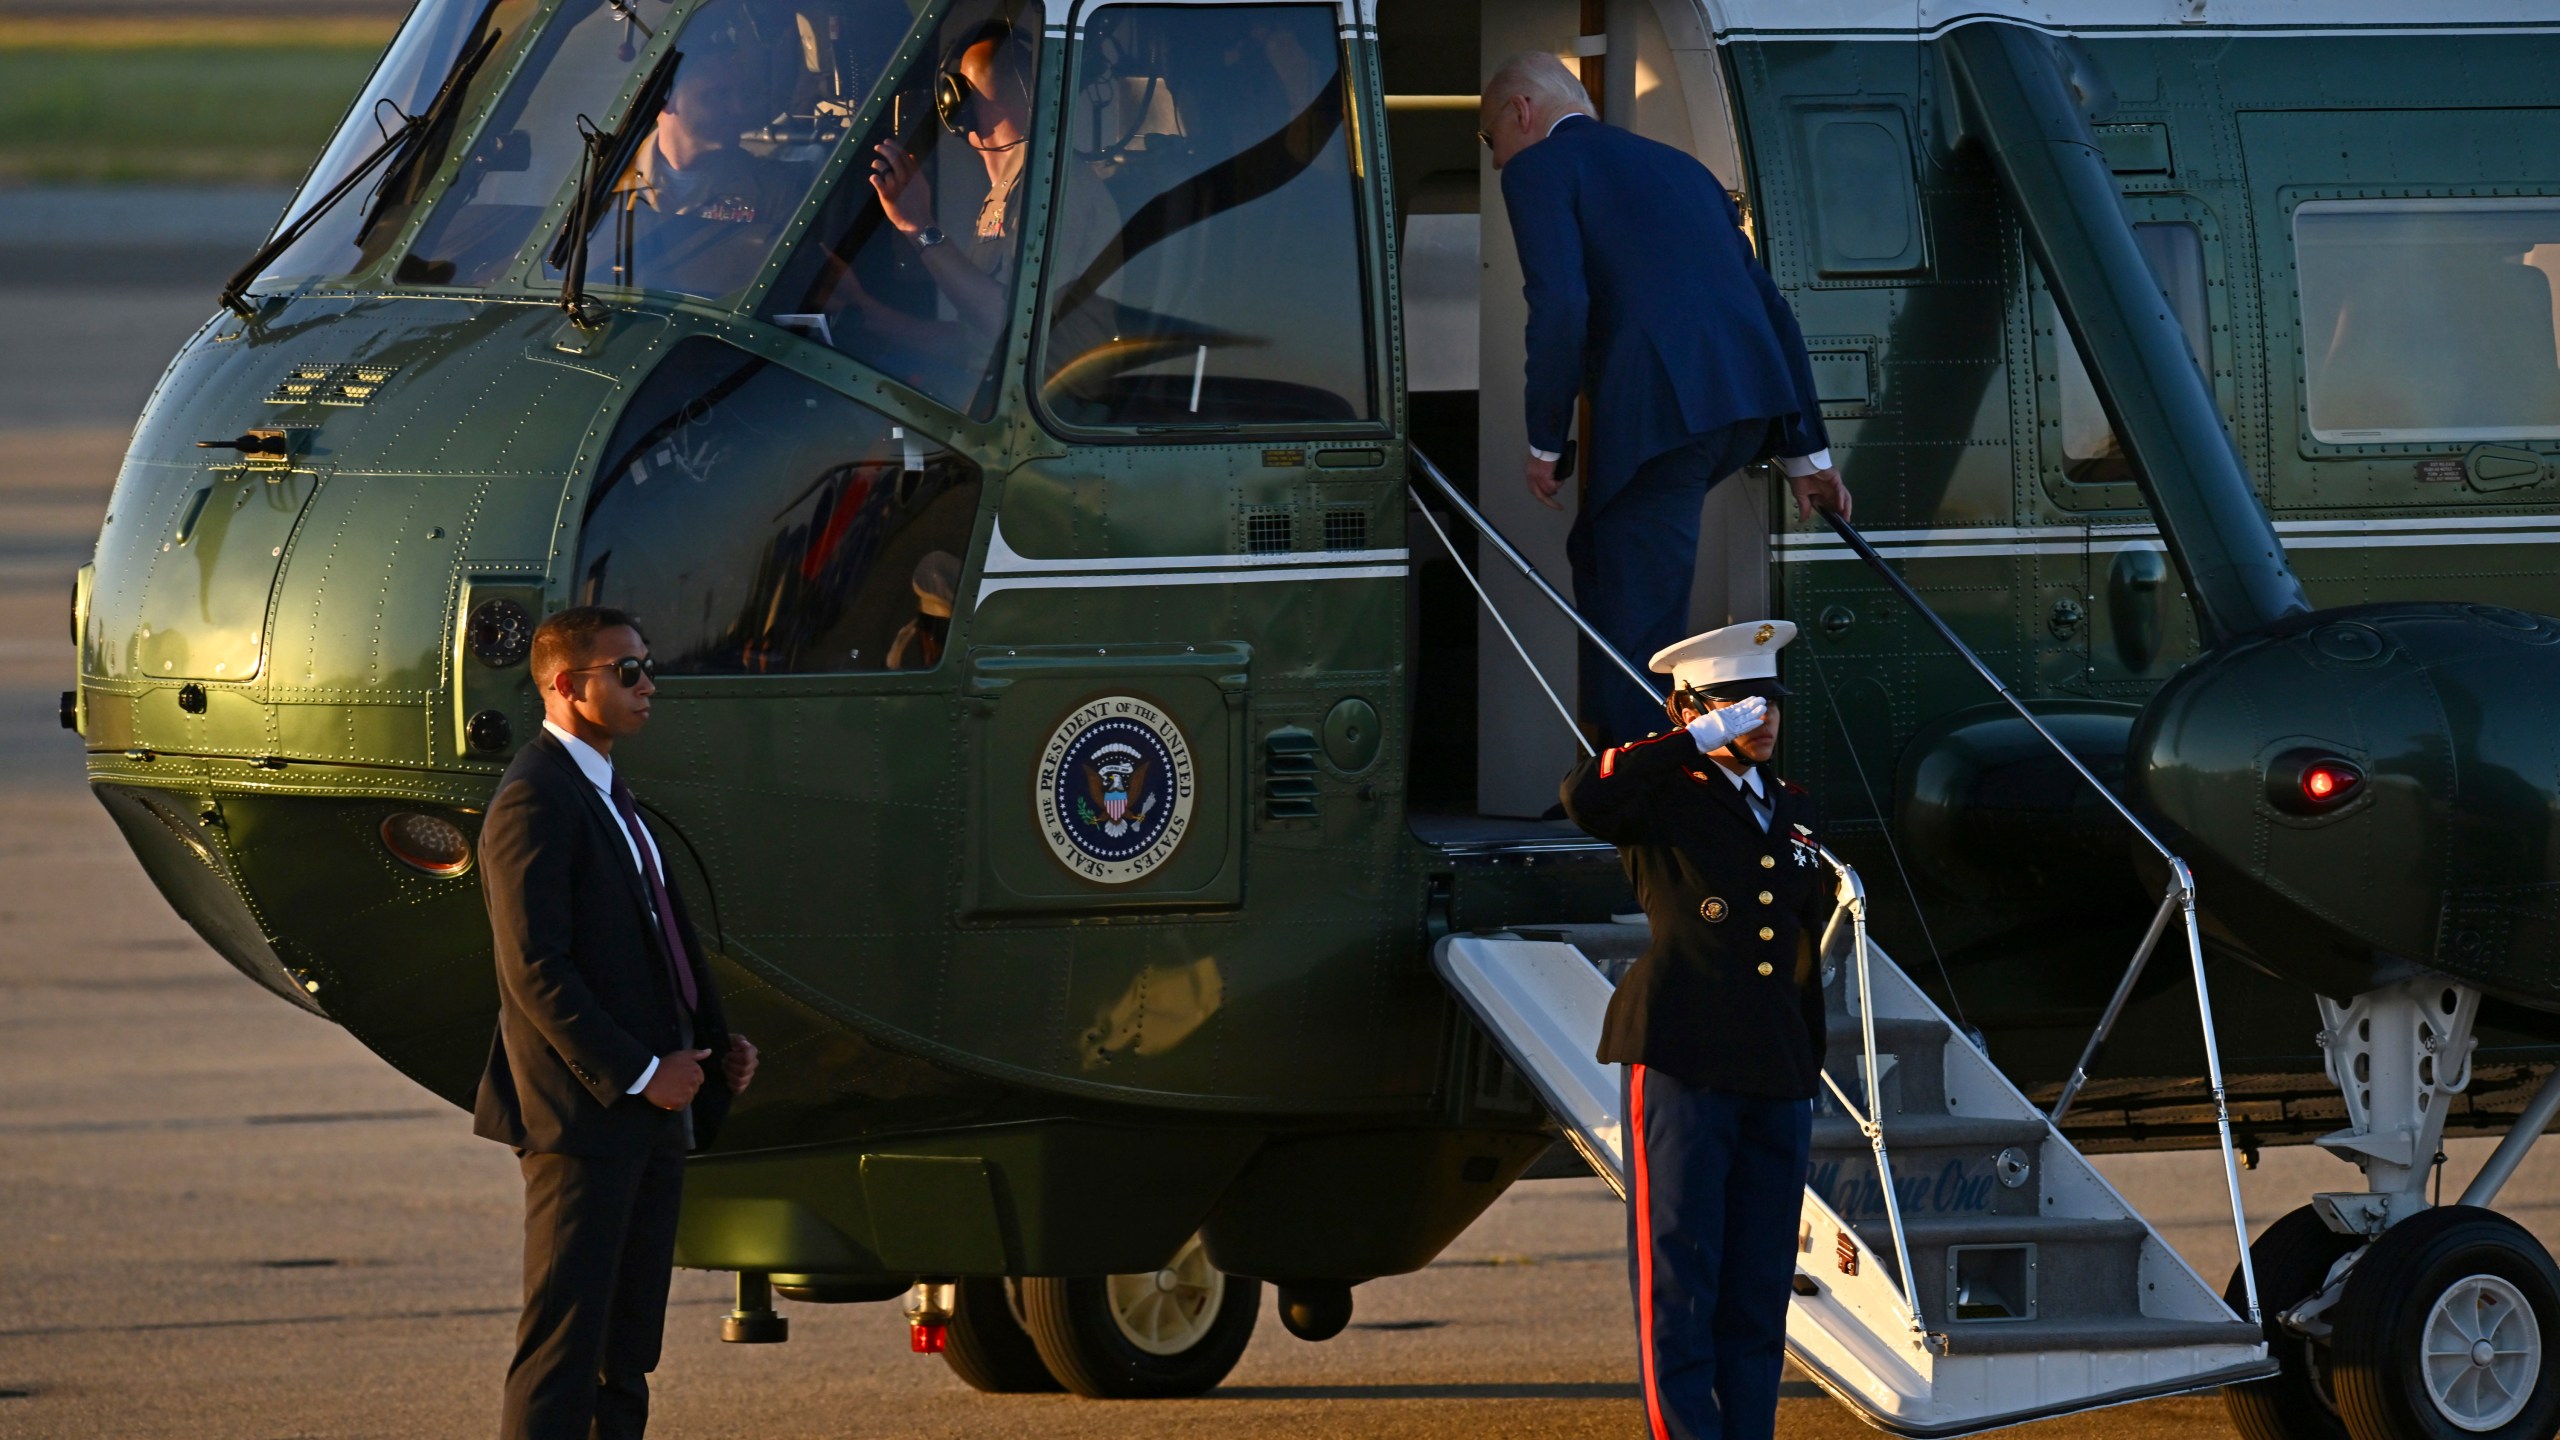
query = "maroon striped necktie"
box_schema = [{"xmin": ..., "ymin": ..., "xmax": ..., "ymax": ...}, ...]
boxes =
[{"xmin": 607, "ymin": 775, "xmax": 699, "ymax": 1014}]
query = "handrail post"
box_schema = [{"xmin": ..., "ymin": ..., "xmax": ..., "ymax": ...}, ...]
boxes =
[
  {"xmin": 2176, "ymin": 857, "xmax": 2261, "ymax": 1325},
  {"xmin": 1820, "ymin": 848, "xmax": 1926, "ymax": 1335}
]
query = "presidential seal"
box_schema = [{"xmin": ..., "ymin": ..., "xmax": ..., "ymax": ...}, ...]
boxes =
[{"xmin": 1035, "ymin": 695, "xmax": 1196, "ymax": 884}]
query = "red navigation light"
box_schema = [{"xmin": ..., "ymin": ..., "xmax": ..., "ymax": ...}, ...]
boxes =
[
  {"xmin": 2270, "ymin": 751, "xmax": 2365, "ymax": 814},
  {"xmin": 2302, "ymin": 762, "xmax": 2362, "ymax": 805},
  {"xmin": 909, "ymin": 1321, "xmax": 947, "ymax": 1354}
]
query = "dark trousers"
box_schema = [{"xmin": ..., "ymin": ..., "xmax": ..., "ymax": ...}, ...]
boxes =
[
  {"xmin": 1568, "ymin": 421, "xmax": 1773, "ymax": 748},
  {"xmin": 503, "ymin": 1128, "xmax": 687, "ymax": 1440},
  {"xmin": 1623, "ymin": 1062, "xmax": 1814, "ymax": 1440}
]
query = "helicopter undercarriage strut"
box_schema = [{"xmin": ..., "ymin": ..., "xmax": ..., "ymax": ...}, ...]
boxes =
[{"xmin": 2224, "ymin": 977, "xmax": 2560, "ymax": 1440}]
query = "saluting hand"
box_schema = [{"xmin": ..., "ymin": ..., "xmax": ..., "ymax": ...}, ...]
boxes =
[
  {"xmin": 723, "ymin": 1034, "xmax": 759, "ymax": 1095},
  {"xmin": 1685, "ymin": 695, "xmax": 1768, "ymax": 754}
]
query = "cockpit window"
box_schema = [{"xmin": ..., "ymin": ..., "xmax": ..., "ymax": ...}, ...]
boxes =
[
  {"xmin": 577, "ymin": 338, "xmax": 982, "ymax": 675},
  {"xmin": 549, "ymin": 0, "xmax": 916, "ymax": 302},
  {"xmin": 2295, "ymin": 199, "xmax": 2560, "ymax": 443},
  {"xmin": 759, "ymin": 0, "xmax": 1046, "ymax": 418},
  {"xmin": 398, "ymin": 0, "xmax": 661, "ymax": 287},
  {"xmin": 1036, "ymin": 4, "xmax": 1374, "ymax": 429},
  {"xmin": 253, "ymin": 0, "xmax": 540, "ymax": 290}
]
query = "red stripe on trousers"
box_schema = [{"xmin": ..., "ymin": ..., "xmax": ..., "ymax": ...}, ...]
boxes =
[{"xmin": 1630, "ymin": 1063, "xmax": 1670, "ymax": 1440}]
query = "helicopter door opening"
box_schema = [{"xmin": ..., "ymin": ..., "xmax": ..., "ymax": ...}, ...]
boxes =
[{"xmin": 1383, "ymin": 0, "xmax": 1761, "ymax": 829}]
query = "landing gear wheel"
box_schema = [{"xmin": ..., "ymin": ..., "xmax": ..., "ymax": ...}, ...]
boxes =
[
  {"xmin": 1017, "ymin": 1234, "xmax": 1260, "ymax": 1398},
  {"xmin": 2223, "ymin": 1204, "xmax": 2361, "ymax": 1440},
  {"xmin": 2332, "ymin": 1205, "xmax": 2560, "ymax": 1440},
  {"xmin": 940, "ymin": 1277, "xmax": 1061, "ymax": 1393}
]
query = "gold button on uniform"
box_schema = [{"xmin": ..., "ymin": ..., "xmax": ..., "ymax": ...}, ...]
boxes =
[
  {"xmin": 1758, "ymin": 926, "xmax": 1775, "ymax": 941},
  {"xmin": 1757, "ymin": 890, "xmax": 1773, "ymax": 905},
  {"xmin": 1756, "ymin": 961, "xmax": 1774, "ymax": 976},
  {"xmin": 1760, "ymin": 855, "xmax": 1776, "ymax": 869}
]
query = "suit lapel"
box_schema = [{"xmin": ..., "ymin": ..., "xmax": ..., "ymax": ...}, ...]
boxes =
[
  {"xmin": 1690, "ymin": 759, "xmax": 1766, "ymax": 833},
  {"xmin": 529, "ymin": 733, "xmax": 670, "ymax": 962}
]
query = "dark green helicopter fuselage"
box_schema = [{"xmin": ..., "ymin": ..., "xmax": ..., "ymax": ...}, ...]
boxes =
[{"xmin": 74, "ymin": 0, "xmax": 2560, "ymax": 1286}]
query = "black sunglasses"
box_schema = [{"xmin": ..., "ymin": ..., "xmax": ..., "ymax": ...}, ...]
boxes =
[{"xmin": 568, "ymin": 655, "xmax": 657, "ymax": 688}]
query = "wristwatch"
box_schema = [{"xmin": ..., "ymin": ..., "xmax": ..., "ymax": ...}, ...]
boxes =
[{"xmin": 916, "ymin": 226, "xmax": 948, "ymax": 249}]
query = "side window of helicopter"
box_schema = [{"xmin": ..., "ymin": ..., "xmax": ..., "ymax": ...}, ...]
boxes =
[
  {"xmin": 1034, "ymin": 3, "xmax": 1376, "ymax": 429},
  {"xmin": 574, "ymin": 338, "xmax": 982, "ymax": 675},
  {"xmin": 403, "ymin": 0, "xmax": 907, "ymax": 290},
  {"xmin": 759, "ymin": 0, "xmax": 1048, "ymax": 418},
  {"xmin": 548, "ymin": 0, "xmax": 917, "ymax": 303},
  {"xmin": 2056, "ymin": 221, "xmax": 2210, "ymax": 486},
  {"xmin": 2294, "ymin": 199, "xmax": 2560, "ymax": 444}
]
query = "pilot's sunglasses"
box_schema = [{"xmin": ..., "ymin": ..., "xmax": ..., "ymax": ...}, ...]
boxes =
[
  {"xmin": 935, "ymin": 69, "xmax": 979, "ymax": 134},
  {"xmin": 568, "ymin": 655, "xmax": 657, "ymax": 688}
]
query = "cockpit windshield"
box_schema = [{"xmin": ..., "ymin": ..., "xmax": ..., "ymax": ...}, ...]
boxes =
[
  {"xmin": 758, "ymin": 0, "xmax": 1046, "ymax": 418},
  {"xmin": 548, "ymin": 0, "xmax": 916, "ymax": 302},
  {"xmin": 251, "ymin": 0, "xmax": 539, "ymax": 291},
  {"xmin": 402, "ymin": 0, "xmax": 907, "ymax": 292}
]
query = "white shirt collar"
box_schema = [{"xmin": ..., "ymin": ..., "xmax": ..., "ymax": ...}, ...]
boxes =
[
  {"xmin": 1547, "ymin": 110, "xmax": 1592, "ymax": 138},
  {"xmin": 1717, "ymin": 760, "xmax": 1769, "ymax": 804},
  {"xmin": 542, "ymin": 719, "xmax": 616, "ymax": 794}
]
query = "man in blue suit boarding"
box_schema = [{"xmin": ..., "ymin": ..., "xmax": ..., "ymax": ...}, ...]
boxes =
[{"xmin": 1482, "ymin": 52, "xmax": 1850, "ymax": 748}]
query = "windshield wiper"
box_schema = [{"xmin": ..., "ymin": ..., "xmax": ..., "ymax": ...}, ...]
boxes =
[
  {"xmin": 218, "ymin": 25, "xmax": 505, "ymax": 316},
  {"xmin": 555, "ymin": 47, "xmax": 682, "ymax": 328}
]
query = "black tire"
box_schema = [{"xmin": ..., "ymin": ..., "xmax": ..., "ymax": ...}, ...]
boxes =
[
  {"xmin": 1017, "ymin": 1239, "xmax": 1260, "ymax": 1399},
  {"xmin": 2331, "ymin": 1205, "xmax": 2560, "ymax": 1440},
  {"xmin": 2223, "ymin": 1204, "xmax": 2361, "ymax": 1440},
  {"xmin": 940, "ymin": 1277, "xmax": 1062, "ymax": 1394}
]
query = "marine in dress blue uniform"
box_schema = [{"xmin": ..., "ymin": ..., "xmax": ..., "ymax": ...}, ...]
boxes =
[
  {"xmin": 1482, "ymin": 53, "xmax": 1849, "ymax": 747},
  {"xmin": 1558, "ymin": 620, "xmax": 1833, "ymax": 1440}
]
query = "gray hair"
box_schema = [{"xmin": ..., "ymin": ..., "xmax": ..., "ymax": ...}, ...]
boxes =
[{"xmin": 1482, "ymin": 51, "xmax": 1595, "ymax": 127}]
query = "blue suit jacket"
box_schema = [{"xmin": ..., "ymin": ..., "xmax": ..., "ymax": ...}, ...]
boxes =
[{"xmin": 1502, "ymin": 114, "xmax": 1829, "ymax": 512}]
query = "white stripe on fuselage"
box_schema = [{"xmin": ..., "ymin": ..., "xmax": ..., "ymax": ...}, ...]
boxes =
[
  {"xmin": 973, "ymin": 517, "xmax": 1409, "ymax": 604},
  {"xmin": 1774, "ymin": 517, "xmax": 2560, "ymax": 562}
]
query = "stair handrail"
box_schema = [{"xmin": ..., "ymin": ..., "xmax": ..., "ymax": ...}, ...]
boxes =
[
  {"xmin": 1814, "ymin": 511, "xmax": 2261, "ymax": 1327},
  {"xmin": 1815, "ymin": 846, "xmax": 1927, "ymax": 1335},
  {"xmin": 1409, "ymin": 445, "xmax": 1666, "ymax": 709}
]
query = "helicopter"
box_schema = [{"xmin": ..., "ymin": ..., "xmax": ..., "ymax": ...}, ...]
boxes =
[{"xmin": 66, "ymin": 0, "xmax": 2560, "ymax": 1432}]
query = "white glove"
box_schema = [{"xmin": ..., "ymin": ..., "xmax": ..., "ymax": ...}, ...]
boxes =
[{"xmin": 1684, "ymin": 695, "xmax": 1767, "ymax": 753}]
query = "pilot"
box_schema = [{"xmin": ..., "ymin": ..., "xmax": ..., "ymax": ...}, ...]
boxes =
[
  {"xmin": 616, "ymin": 38, "xmax": 795, "ymax": 225},
  {"xmin": 884, "ymin": 549, "xmax": 958, "ymax": 669},
  {"xmin": 1558, "ymin": 619, "xmax": 1831, "ymax": 1440},
  {"xmin": 860, "ymin": 20, "xmax": 1034, "ymax": 339}
]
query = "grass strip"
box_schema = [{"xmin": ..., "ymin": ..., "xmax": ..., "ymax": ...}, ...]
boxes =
[{"xmin": 0, "ymin": 44, "xmax": 384, "ymax": 182}]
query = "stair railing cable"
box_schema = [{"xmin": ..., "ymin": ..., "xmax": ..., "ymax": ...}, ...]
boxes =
[
  {"xmin": 1814, "ymin": 511, "xmax": 2260, "ymax": 1326},
  {"xmin": 1814, "ymin": 846, "xmax": 1926, "ymax": 1334},
  {"xmin": 1407, "ymin": 489, "xmax": 1592, "ymax": 758},
  {"xmin": 1410, "ymin": 446, "xmax": 1665, "ymax": 710}
]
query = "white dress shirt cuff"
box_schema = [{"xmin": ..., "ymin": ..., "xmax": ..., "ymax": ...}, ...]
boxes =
[
  {"xmin": 1528, "ymin": 445, "xmax": 1562, "ymax": 464},
  {"xmin": 1778, "ymin": 449, "xmax": 1833, "ymax": 478},
  {"xmin": 626, "ymin": 1056, "xmax": 659, "ymax": 1095}
]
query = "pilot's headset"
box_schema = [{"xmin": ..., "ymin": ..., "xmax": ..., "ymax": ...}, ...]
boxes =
[{"xmin": 934, "ymin": 20, "xmax": 1035, "ymax": 151}]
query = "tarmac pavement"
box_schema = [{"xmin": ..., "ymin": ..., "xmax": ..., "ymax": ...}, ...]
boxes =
[{"xmin": 9, "ymin": 186, "xmax": 2560, "ymax": 1439}]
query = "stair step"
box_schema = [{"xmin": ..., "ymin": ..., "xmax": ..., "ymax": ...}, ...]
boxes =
[
  {"xmin": 1837, "ymin": 1214, "xmax": 2153, "ymax": 1324},
  {"xmin": 1809, "ymin": 1115, "xmax": 2049, "ymax": 1221},
  {"xmin": 1822, "ymin": 1017, "xmax": 1956, "ymax": 1115},
  {"xmin": 1928, "ymin": 1316, "xmax": 2266, "ymax": 1356},
  {"xmin": 1812, "ymin": 1114, "xmax": 2048, "ymax": 1150}
]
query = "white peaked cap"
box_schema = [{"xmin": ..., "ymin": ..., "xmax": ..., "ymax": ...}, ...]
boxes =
[{"xmin": 1648, "ymin": 619, "xmax": 1798, "ymax": 692}]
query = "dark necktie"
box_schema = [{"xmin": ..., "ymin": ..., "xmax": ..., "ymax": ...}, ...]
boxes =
[{"xmin": 608, "ymin": 775, "xmax": 699, "ymax": 1014}]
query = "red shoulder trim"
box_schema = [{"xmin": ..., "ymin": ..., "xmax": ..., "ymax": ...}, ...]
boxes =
[
  {"xmin": 1781, "ymin": 779, "xmax": 1807, "ymax": 796},
  {"xmin": 1599, "ymin": 747, "xmax": 1619, "ymax": 778}
]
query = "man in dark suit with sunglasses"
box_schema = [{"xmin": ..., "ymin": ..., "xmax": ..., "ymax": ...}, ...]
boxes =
[{"xmin": 475, "ymin": 604, "xmax": 759, "ymax": 1440}]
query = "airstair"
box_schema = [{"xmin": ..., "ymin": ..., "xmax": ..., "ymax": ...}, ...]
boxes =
[
  {"xmin": 1437, "ymin": 898, "xmax": 2272, "ymax": 1435},
  {"xmin": 1407, "ymin": 446, "xmax": 2277, "ymax": 1435}
]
